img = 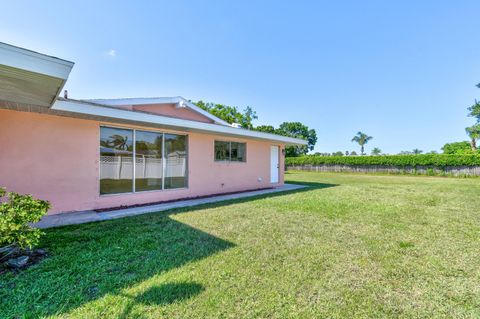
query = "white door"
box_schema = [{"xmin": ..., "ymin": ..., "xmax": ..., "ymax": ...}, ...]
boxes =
[{"xmin": 270, "ymin": 146, "xmax": 279, "ymax": 183}]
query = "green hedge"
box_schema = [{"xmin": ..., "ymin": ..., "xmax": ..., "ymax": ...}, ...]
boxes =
[{"xmin": 285, "ymin": 154, "xmax": 480, "ymax": 167}]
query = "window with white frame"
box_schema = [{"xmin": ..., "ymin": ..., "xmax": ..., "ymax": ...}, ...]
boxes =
[
  {"xmin": 100, "ymin": 126, "xmax": 187, "ymax": 195},
  {"xmin": 214, "ymin": 140, "xmax": 246, "ymax": 162}
]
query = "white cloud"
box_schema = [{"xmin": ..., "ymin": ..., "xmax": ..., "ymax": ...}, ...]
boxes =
[{"xmin": 106, "ymin": 49, "xmax": 116, "ymax": 57}]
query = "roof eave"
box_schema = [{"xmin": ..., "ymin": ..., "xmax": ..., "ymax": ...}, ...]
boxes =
[
  {"xmin": 51, "ymin": 99, "xmax": 308, "ymax": 145},
  {"xmin": 178, "ymin": 97, "xmax": 231, "ymax": 126},
  {"xmin": 0, "ymin": 42, "xmax": 74, "ymax": 79},
  {"xmin": 0, "ymin": 42, "xmax": 74, "ymax": 107}
]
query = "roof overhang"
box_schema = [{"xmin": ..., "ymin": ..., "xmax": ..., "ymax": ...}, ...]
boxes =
[
  {"xmin": 0, "ymin": 42, "xmax": 74, "ymax": 107},
  {"xmin": 51, "ymin": 99, "xmax": 307, "ymax": 145}
]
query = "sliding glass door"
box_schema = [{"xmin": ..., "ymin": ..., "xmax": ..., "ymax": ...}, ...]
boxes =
[
  {"xmin": 164, "ymin": 134, "xmax": 187, "ymax": 189},
  {"xmin": 135, "ymin": 130, "xmax": 163, "ymax": 192},
  {"xmin": 100, "ymin": 126, "xmax": 187, "ymax": 195},
  {"xmin": 100, "ymin": 127, "xmax": 134, "ymax": 194}
]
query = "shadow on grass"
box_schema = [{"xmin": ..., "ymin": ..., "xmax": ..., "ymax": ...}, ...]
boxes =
[
  {"xmin": 136, "ymin": 282, "xmax": 204, "ymax": 306},
  {"xmin": 0, "ymin": 181, "xmax": 336, "ymax": 317},
  {"xmin": 0, "ymin": 215, "xmax": 233, "ymax": 318},
  {"xmin": 118, "ymin": 282, "xmax": 204, "ymax": 318}
]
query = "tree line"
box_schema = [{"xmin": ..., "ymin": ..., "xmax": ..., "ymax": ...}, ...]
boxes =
[
  {"xmin": 196, "ymin": 84, "xmax": 480, "ymax": 158},
  {"xmin": 325, "ymin": 86, "xmax": 480, "ymax": 157},
  {"xmin": 465, "ymin": 83, "xmax": 480, "ymax": 151},
  {"xmin": 435, "ymin": 84, "xmax": 480, "ymax": 155},
  {"xmin": 195, "ymin": 100, "xmax": 317, "ymax": 157},
  {"xmin": 315, "ymin": 131, "xmax": 429, "ymax": 157},
  {"xmin": 193, "ymin": 101, "xmax": 441, "ymax": 158}
]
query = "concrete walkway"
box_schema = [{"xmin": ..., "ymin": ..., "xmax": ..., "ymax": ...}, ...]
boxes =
[{"xmin": 34, "ymin": 184, "xmax": 307, "ymax": 228}]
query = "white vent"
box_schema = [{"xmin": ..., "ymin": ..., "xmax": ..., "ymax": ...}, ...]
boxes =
[
  {"xmin": 231, "ymin": 123, "xmax": 242, "ymax": 128},
  {"xmin": 176, "ymin": 100, "xmax": 186, "ymax": 108}
]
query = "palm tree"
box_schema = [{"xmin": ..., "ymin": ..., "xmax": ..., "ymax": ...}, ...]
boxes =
[
  {"xmin": 351, "ymin": 132, "xmax": 373, "ymax": 155},
  {"xmin": 111, "ymin": 134, "xmax": 129, "ymax": 150},
  {"xmin": 412, "ymin": 148, "xmax": 423, "ymax": 155},
  {"xmin": 465, "ymin": 124, "xmax": 480, "ymax": 151},
  {"xmin": 371, "ymin": 147, "xmax": 382, "ymax": 155}
]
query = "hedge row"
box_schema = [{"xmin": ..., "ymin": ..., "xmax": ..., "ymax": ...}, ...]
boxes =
[{"xmin": 285, "ymin": 154, "xmax": 480, "ymax": 167}]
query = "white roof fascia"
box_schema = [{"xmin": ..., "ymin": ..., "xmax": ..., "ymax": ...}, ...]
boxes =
[
  {"xmin": 180, "ymin": 98, "xmax": 231, "ymax": 126},
  {"xmin": 52, "ymin": 99, "xmax": 307, "ymax": 145},
  {"xmin": 87, "ymin": 97, "xmax": 179, "ymax": 106},
  {"xmin": 0, "ymin": 42, "xmax": 74, "ymax": 80},
  {"xmin": 85, "ymin": 96, "xmax": 231, "ymax": 126}
]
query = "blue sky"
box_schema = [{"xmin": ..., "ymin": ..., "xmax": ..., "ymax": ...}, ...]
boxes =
[{"xmin": 1, "ymin": 1, "xmax": 479, "ymax": 154}]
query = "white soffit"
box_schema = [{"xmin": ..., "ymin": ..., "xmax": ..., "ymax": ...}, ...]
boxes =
[
  {"xmin": 52, "ymin": 99, "xmax": 308, "ymax": 145},
  {"xmin": 0, "ymin": 42, "xmax": 74, "ymax": 107}
]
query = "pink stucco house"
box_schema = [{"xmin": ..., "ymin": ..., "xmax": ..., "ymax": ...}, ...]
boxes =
[{"xmin": 0, "ymin": 42, "xmax": 306, "ymax": 215}]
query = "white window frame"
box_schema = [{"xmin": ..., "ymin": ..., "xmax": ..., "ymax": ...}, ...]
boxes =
[
  {"xmin": 99, "ymin": 125, "xmax": 188, "ymax": 195},
  {"xmin": 214, "ymin": 140, "xmax": 247, "ymax": 162}
]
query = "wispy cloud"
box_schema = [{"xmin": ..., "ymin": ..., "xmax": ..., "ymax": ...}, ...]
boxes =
[{"xmin": 106, "ymin": 49, "xmax": 116, "ymax": 57}]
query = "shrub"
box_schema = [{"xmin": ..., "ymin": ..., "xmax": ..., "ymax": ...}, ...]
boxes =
[
  {"xmin": 0, "ymin": 187, "xmax": 50, "ymax": 250},
  {"xmin": 441, "ymin": 141, "xmax": 476, "ymax": 154},
  {"xmin": 285, "ymin": 154, "xmax": 480, "ymax": 168}
]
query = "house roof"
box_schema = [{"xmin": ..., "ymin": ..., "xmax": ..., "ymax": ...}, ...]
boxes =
[
  {"xmin": 0, "ymin": 42, "xmax": 74, "ymax": 107},
  {"xmin": 0, "ymin": 42, "xmax": 307, "ymax": 146},
  {"xmin": 84, "ymin": 97, "xmax": 231, "ymax": 126},
  {"xmin": 51, "ymin": 98, "xmax": 307, "ymax": 145}
]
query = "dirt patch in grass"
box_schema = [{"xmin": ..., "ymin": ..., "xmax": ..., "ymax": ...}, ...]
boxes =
[{"xmin": 0, "ymin": 248, "xmax": 48, "ymax": 275}]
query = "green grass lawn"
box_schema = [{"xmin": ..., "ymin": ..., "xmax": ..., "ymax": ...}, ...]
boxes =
[{"xmin": 1, "ymin": 172, "xmax": 480, "ymax": 318}]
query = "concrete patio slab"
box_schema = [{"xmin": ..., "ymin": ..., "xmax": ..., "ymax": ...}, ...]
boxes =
[{"xmin": 34, "ymin": 184, "xmax": 307, "ymax": 228}]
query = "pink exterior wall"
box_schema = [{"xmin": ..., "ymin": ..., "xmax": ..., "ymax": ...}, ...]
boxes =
[{"xmin": 0, "ymin": 109, "xmax": 284, "ymax": 214}]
